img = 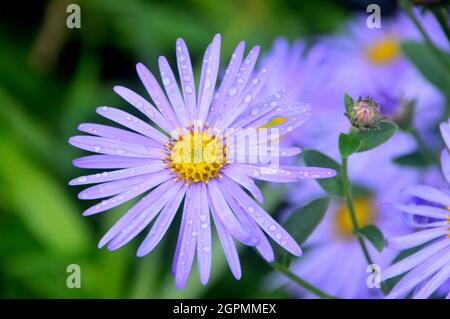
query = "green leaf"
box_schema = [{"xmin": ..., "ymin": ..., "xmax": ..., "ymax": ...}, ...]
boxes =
[
  {"xmin": 0, "ymin": 134, "xmax": 92, "ymax": 257},
  {"xmin": 339, "ymin": 132, "xmax": 360, "ymax": 157},
  {"xmin": 358, "ymin": 225, "xmax": 385, "ymax": 252},
  {"xmin": 393, "ymin": 151, "xmax": 430, "ymax": 167},
  {"xmin": 302, "ymin": 149, "xmax": 344, "ymax": 197},
  {"xmin": 401, "ymin": 41, "xmax": 450, "ymax": 97},
  {"xmin": 356, "ymin": 120, "xmax": 398, "ymax": 152},
  {"xmin": 276, "ymin": 197, "xmax": 330, "ymax": 266},
  {"xmin": 344, "ymin": 93, "xmax": 354, "ymax": 114}
]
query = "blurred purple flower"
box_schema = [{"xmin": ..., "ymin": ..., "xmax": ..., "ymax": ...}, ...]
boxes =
[
  {"xmin": 68, "ymin": 34, "xmax": 336, "ymax": 289},
  {"xmin": 383, "ymin": 120, "xmax": 450, "ymax": 299},
  {"xmin": 323, "ymin": 11, "xmax": 448, "ymax": 133},
  {"xmin": 263, "ymin": 10, "xmax": 448, "ymax": 297}
]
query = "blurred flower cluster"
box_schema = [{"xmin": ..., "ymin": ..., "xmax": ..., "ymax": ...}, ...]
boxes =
[
  {"xmin": 0, "ymin": 0, "xmax": 449, "ymax": 299},
  {"xmin": 262, "ymin": 7, "xmax": 449, "ymax": 299}
]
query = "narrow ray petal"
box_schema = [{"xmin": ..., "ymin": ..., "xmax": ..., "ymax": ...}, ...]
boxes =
[
  {"xmin": 221, "ymin": 176, "xmax": 302, "ymax": 256},
  {"xmin": 78, "ymin": 174, "xmax": 158, "ymax": 200},
  {"xmin": 176, "ymin": 38, "xmax": 197, "ymax": 120},
  {"xmin": 392, "ymin": 204, "xmax": 449, "ymax": 219},
  {"xmin": 207, "ymin": 41, "xmax": 245, "ymax": 124},
  {"xmin": 414, "ymin": 262, "xmax": 450, "ymax": 299},
  {"xmin": 383, "ymin": 239, "xmax": 450, "ymax": 280},
  {"xmin": 210, "ymin": 204, "xmax": 242, "ymax": 279},
  {"xmin": 98, "ymin": 178, "xmax": 176, "ymax": 248},
  {"xmin": 70, "ymin": 162, "xmax": 165, "ymax": 185},
  {"xmin": 197, "ymin": 183, "xmax": 212, "ymax": 285},
  {"xmin": 113, "ymin": 85, "xmax": 172, "ymax": 133},
  {"xmin": 207, "ymin": 179, "xmax": 257, "ymax": 246},
  {"xmin": 159, "ymin": 56, "xmax": 189, "ymax": 127},
  {"xmin": 197, "ymin": 34, "xmax": 221, "ymax": 123},
  {"xmin": 95, "ymin": 106, "xmax": 169, "ymax": 144},
  {"xmin": 137, "ymin": 185, "xmax": 187, "ymax": 256},
  {"xmin": 107, "ymin": 181, "xmax": 182, "ymax": 251},
  {"xmin": 175, "ymin": 185, "xmax": 199, "ymax": 289},
  {"xmin": 73, "ymin": 155, "xmax": 156, "ymax": 169},
  {"xmin": 386, "ymin": 252, "xmax": 450, "ymax": 299},
  {"xmin": 404, "ymin": 185, "xmax": 450, "ymax": 207},
  {"xmin": 441, "ymin": 149, "xmax": 450, "ymax": 184},
  {"xmin": 83, "ymin": 171, "xmax": 172, "ymax": 216},
  {"xmin": 387, "ymin": 227, "xmax": 448, "ymax": 249},
  {"xmin": 222, "ymin": 188, "xmax": 274, "ymax": 262},
  {"xmin": 78, "ymin": 123, "xmax": 161, "ymax": 148},
  {"xmin": 136, "ymin": 62, "xmax": 179, "ymax": 130},
  {"xmin": 69, "ymin": 135, "xmax": 164, "ymax": 158},
  {"xmin": 233, "ymin": 164, "xmax": 336, "ymax": 182},
  {"xmin": 222, "ymin": 165, "xmax": 264, "ymax": 203}
]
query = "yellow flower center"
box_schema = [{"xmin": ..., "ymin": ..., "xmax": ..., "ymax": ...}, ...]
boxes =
[
  {"xmin": 334, "ymin": 197, "xmax": 375, "ymax": 237},
  {"xmin": 166, "ymin": 126, "xmax": 226, "ymax": 184},
  {"xmin": 366, "ymin": 36, "xmax": 400, "ymax": 65}
]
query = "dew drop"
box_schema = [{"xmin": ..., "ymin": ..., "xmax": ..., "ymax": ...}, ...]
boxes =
[
  {"xmin": 248, "ymin": 207, "xmax": 255, "ymax": 213},
  {"xmin": 229, "ymin": 87, "xmax": 237, "ymax": 96},
  {"xmin": 205, "ymin": 79, "xmax": 211, "ymax": 89},
  {"xmin": 244, "ymin": 94, "xmax": 252, "ymax": 103},
  {"xmin": 77, "ymin": 176, "xmax": 88, "ymax": 183},
  {"xmin": 250, "ymin": 107, "xmax": 259, "ymax": 116},
  {"xmin": 94, "ymin": 146, "xmax": 102, "ymax": 152},
  {"xmin": 162, "ymin": 77, "xmax": 170, "ymax": 86}
]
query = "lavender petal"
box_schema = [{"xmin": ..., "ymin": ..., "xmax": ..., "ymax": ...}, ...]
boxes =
[
  {"xmin": 137, "ymin": 184, "xmax": 187, "ymax": 257},
  {"xmin": 95, "ymin": 106, "xmax": 169, "ymax": 144}
]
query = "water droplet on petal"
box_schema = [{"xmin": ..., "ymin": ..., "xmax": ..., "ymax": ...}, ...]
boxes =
[{"xmin": 250, "ymin": 107, "xmax": 259, "ymax": 116}]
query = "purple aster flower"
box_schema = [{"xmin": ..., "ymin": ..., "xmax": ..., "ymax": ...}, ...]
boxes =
[
  {"xmin": 262, "ymin": 36, "xmax": 435, "ymax": 298},
  {"xmin": 271, "ymin": 133, "xmax": 421, "ymax": 298},
  {"xmin": 383, "ymin": 120, "xmax": 450, "ymax": 299},
  {"xmin": 68, "ymin": 34, "xmax": 336, "ymax": 289}
]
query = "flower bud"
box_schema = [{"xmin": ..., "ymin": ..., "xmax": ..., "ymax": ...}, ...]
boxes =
[{"xmin": 347, "ymin": 97, "xmax": 381, "ymax": 129}]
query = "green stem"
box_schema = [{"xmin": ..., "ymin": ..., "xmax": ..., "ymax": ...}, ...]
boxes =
[
  {"xmin": 341, "ymin": 156, "xmax": 374, "ymax": 266},
  {"xmin": 272, "ymin": 263, "xmax": 338, "ymax": 299},
  {"xmin": 400, "ymin": 0, "xmax": 450, "ymax": 69}
]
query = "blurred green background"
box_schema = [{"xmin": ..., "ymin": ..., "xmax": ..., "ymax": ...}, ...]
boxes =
[{"xmin": 0, "ymin": 0, "xmax": 396, "ymax": 298}]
